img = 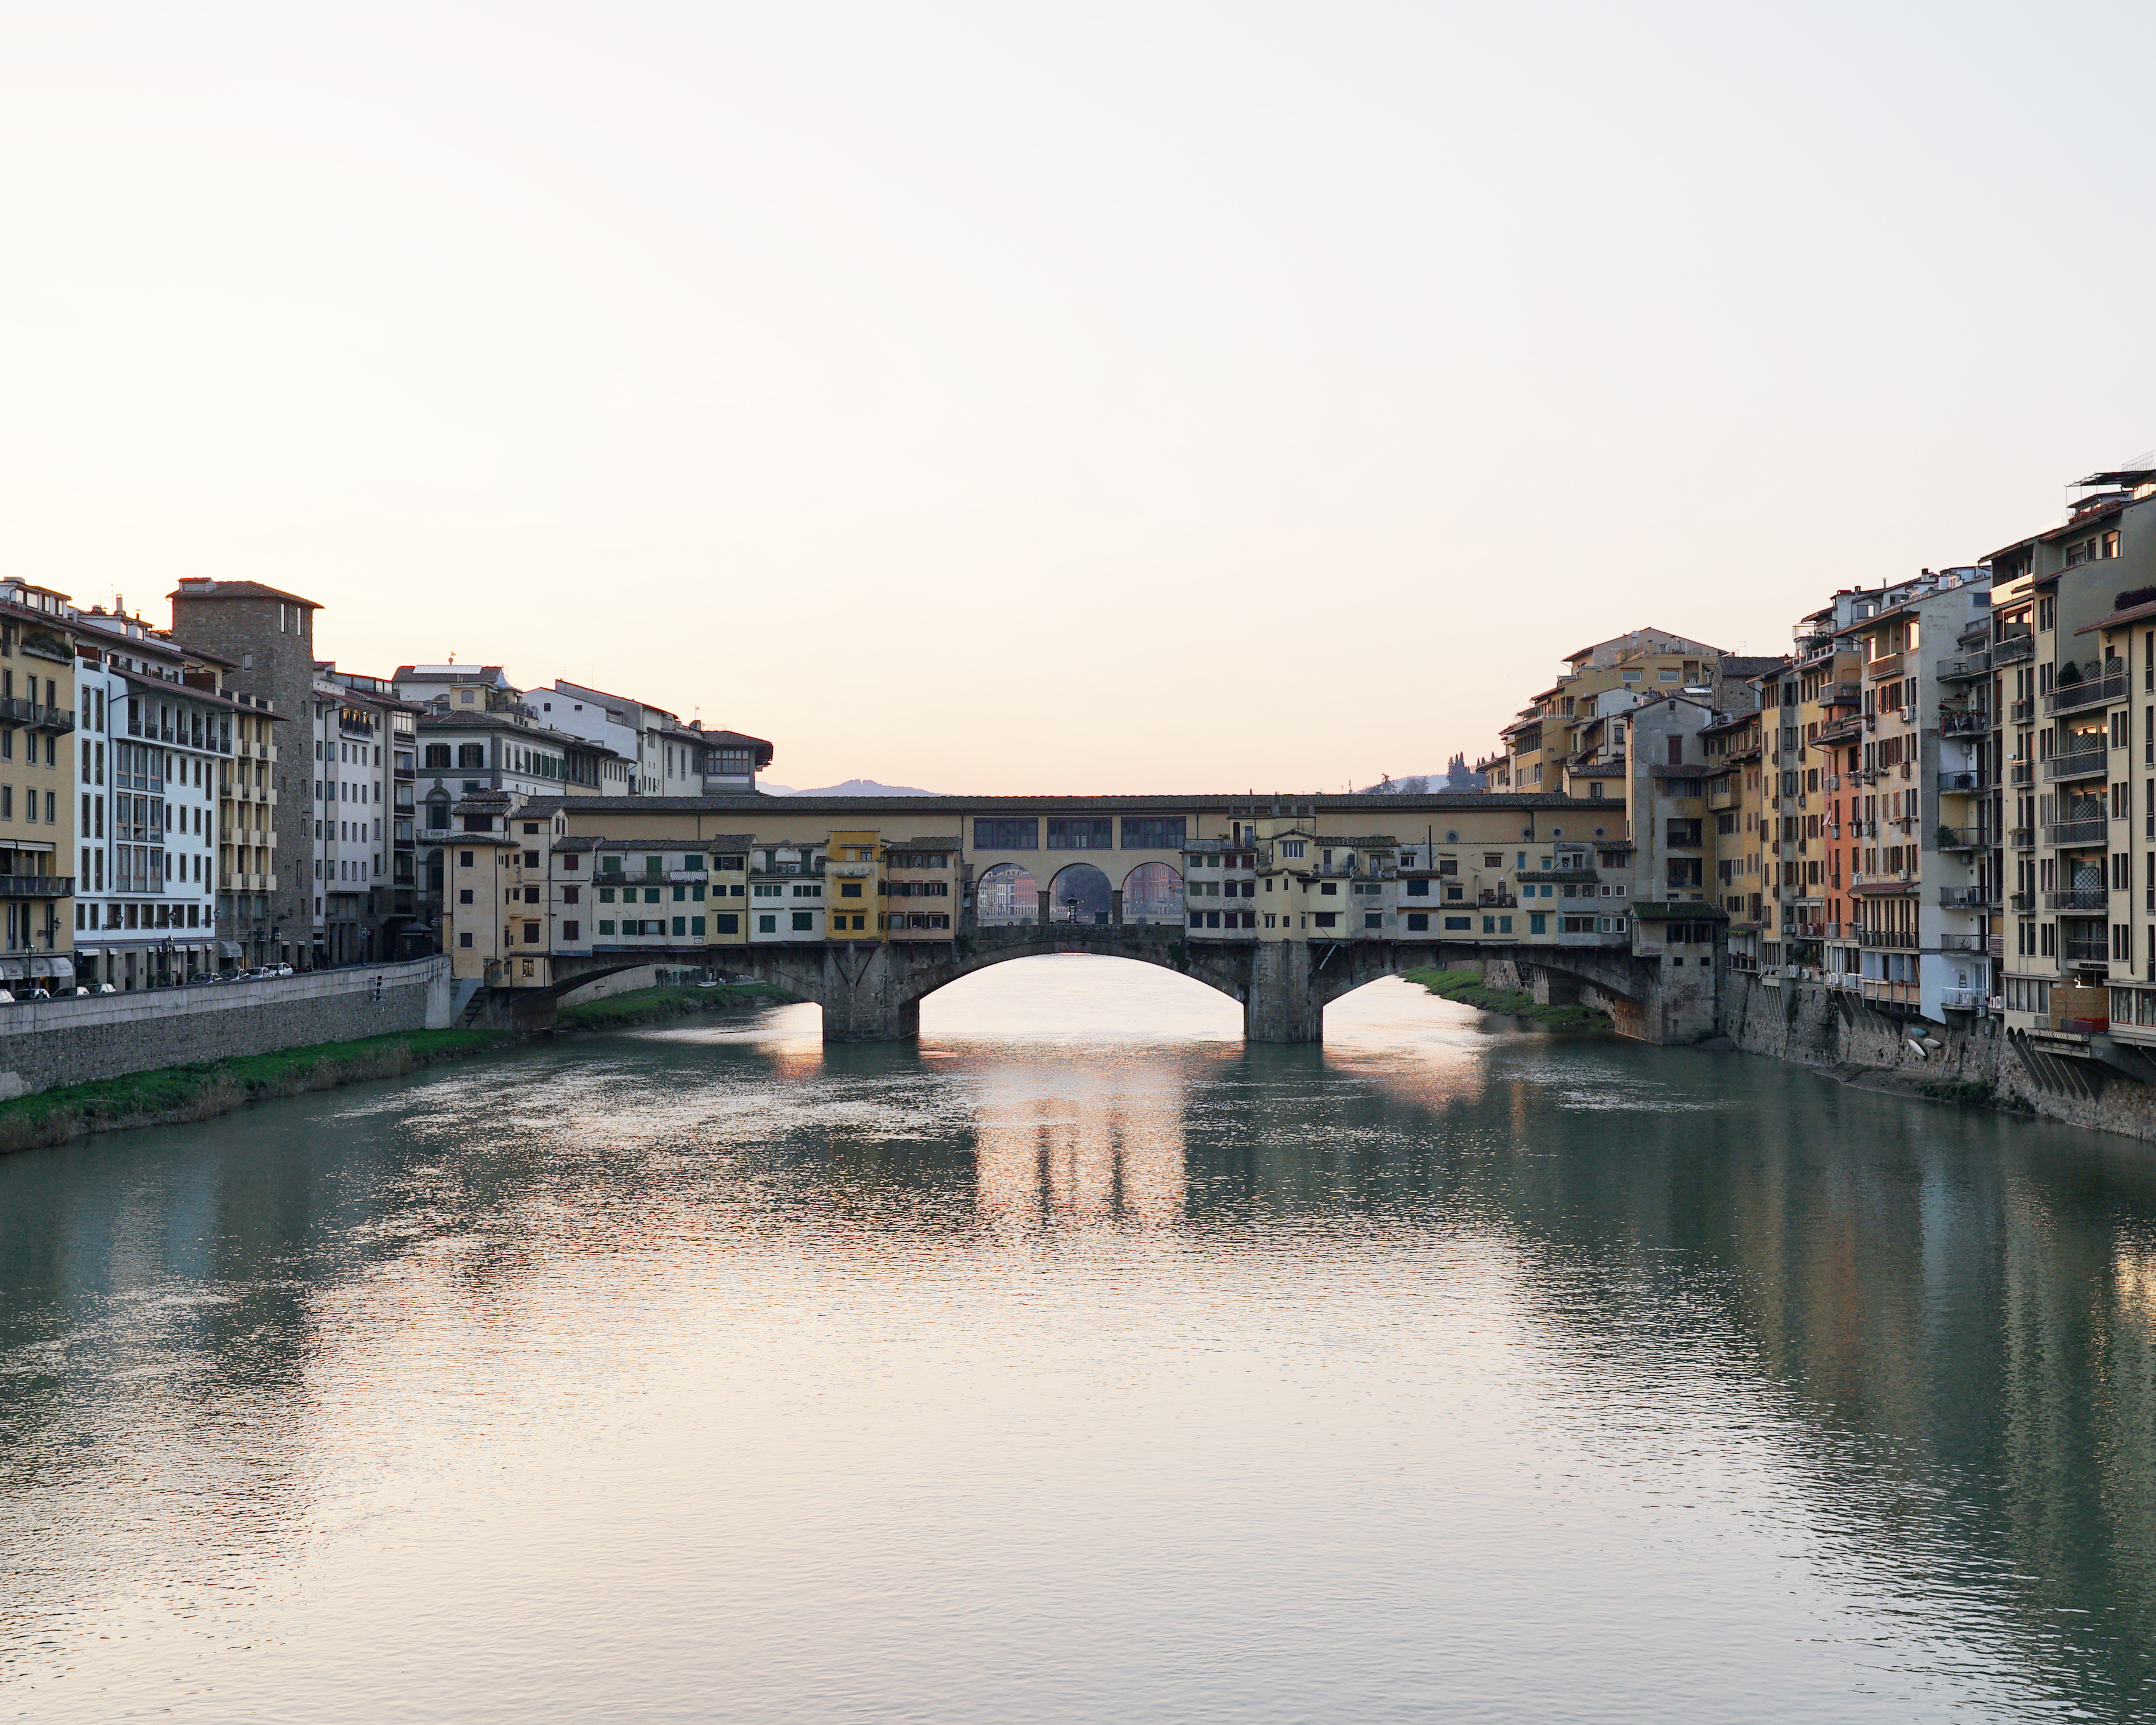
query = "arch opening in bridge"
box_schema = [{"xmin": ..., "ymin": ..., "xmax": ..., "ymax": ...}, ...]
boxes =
[
  {"xmin": 1121, "ymin": 862, "xmax": 1183, "ymax": 925},
  {"xmin": 1049, "ymin": 864, "xmax": 1113, "ymax": 925},
  {"xmin": 975, "ymin": 863, "xmax": 1038, "ymax": 926},
  {"xmin": 916, "ymin": 952, "xmax": 1242, "ymax": 1039}
]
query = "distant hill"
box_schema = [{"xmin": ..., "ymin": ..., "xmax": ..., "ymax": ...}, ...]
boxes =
[{"xmin": 773, "ymin": 778, "xmax": 937, "ymax": 797}]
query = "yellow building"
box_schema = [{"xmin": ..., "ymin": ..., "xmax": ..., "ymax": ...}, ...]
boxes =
[
  {"xmin": 826, "ymin": 830, "xmax": 881, "ymax": 939},
  {"xmin": 0, "ymin": 582, "xmax": 81, "ymax": 989}
]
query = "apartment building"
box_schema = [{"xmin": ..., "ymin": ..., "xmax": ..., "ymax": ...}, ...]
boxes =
[
  {"xmin": 1993, "ymin": 466, "xmax": 2156, "ymax": 1056},
  {"xmin": 539, "ymin": 679, "xmax": 771, "ymax": 796},
  {"xmin": 0, "ymin": 582, "xmax": 82, "ymax": 989},
  {"xmin": 68, "ymin": 605, "xmax": 240, "ymax": 988},
  {"xmin": 308, "ymin": 669, "xmax": 427, "ymax": 966}
]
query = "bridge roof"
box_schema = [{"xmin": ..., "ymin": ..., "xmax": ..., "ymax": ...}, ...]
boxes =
[
  {"xmin": 554, "ymin": 834, "xmax": 756, "ymax": 850},
  {"xmin": 521, "ymin": 791, "xmax": 1571, "ymax": 817}
]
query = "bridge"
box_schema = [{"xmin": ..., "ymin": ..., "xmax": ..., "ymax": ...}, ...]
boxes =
[
  {"xmin": 442, "ymin": 786, "xmax": 1720, "ymax": 1044},
  {"xmin": 510, "ymin": 922, "xmax": 1696, "ymax": 1043}
]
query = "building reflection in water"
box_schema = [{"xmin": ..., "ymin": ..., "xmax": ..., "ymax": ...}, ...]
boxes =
[{"xmin": 967, "ymin": 1053, "xmax": 1196, "ymax": 1239}]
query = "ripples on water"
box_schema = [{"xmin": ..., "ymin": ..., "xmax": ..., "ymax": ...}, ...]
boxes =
[{"xmin": 2, "ymin": 957, "xmax": 2155, "ymax": 1722}]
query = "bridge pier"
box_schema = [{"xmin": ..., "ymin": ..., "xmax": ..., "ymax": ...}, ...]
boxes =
[
  {"xmin": 812, "ymin": 945, "xmax": 924, "ymax": 1042},
  {"xmin": 1245, "ymin": 941, "xmax": 1323, "ymax": 1043}
]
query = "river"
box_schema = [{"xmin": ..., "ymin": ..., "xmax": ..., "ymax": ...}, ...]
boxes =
[{"xmin": 2, "ymin": 956, "xmax": 2154, "ymax": 1722}]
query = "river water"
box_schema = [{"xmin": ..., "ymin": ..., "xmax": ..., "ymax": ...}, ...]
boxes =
[{"xmin": 2, "ymin": 957, "xmax": 2155, "ymax": 1723}]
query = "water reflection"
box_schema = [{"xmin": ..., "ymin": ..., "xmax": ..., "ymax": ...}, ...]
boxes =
[{"xmin": 0, "ymin": 959, "xmax": 2152, "ymax": 1720}]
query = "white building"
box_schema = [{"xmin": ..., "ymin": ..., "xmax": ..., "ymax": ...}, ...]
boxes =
[{"xmin": 68, "ymin": 607, "xmax": 234, "ymax": 989}]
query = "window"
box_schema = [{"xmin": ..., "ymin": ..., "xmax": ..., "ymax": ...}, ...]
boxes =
[
  {"xmin": 840, "ymin": 882, "xmax": 863, "ymax": 898},
  {"xmin": 1278, "ymin": 841, "xmax": 1305, "ymax": 859},
  {"xmin": 1121, "ymin": 816, "xmax": 1186, "ymax": 849},
  {"xmin": 457, "ymin": 931, "xmax": 473, "ymax": 948},
  {"xmin": 758, "ymin": 914, "xmax": 777, "ymax": 934},
  {"xmin": 1046, "ymin": 817, "xmax": 1113, "ymax": 849},
  {"xmin": 423, "ymin": 744, "xmax": 450, "ymax": 769},
  {"xmin": 459, "ymin": 850, "xmax": 474, "ymax": 867},
  {"xmin": 1312, "ymin": 911, "xmax": 1337, "ymax": 928},
  {"xmin": 1530, "ymin": 912, "xmax": 1547, "ymax": 934},
  {"xmin": 1406, "ymin": 878, "xmax": 1430, "ymax": 896},
  {"xmin": 1362, "ymin": 912, "xmax": 1382, "ymax": 930},
  {"xmin": 1406, "ymin": 912, "xmax": 1429, "ymax": 931},
  {"xmin": 792, "ymin": 911, "xmax": 814, "ymax": 931},
  {"xmin": 715, "ymin": 914, "xmax": 738, "ymax": 935},
  {"xmin": 598, "ymin": 920, "xmax": 615, "ymax": 936},
  {"xmin": 974, "ymin": 817, "xmax": 1038, "ymax": 850},
  {"xmin": 563, "ymin": 921, "xmax": 579, "ymax": 941},
  {"xmin": 456, "ymin": 744, "xmax": 484, "ymax": 769},
  {"xmin": 672, "ymin": 917, "xmax": 686, "ymax": 936}
]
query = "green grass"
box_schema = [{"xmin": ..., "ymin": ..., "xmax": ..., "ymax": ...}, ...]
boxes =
[
  {"xmin": 554, "ymin": 981, "xmax": 795, "ymax": 1031},
  {"xmin": 1401, "ymin": 966, "xmax": 1611, "ymax": 1030},
  {"xmin": 0, "ymin": 1028, "xmax": 510, "ymax": 1154}
]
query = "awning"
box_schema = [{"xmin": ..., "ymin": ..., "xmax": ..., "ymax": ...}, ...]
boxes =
[
  {"xmin": 219, "ymin": 941, "xmax": 244, "ymax": 958},
  {"xmin": 37, "ymin": 958, "xmax": 74, "ymax": 983},
  {"xmin": 0, "ymin": 961, "xmax": 26, "ymax": 981}
]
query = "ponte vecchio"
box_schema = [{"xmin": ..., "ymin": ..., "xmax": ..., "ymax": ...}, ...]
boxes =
[{"xmin": 440, "ymin": 788, "xmax": 1725, "ymax": 1045}]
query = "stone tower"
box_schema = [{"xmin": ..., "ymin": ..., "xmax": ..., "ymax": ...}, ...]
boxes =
[{"xmin": 167, "ymin": 580, "xmax": 322, "ymax": 970}]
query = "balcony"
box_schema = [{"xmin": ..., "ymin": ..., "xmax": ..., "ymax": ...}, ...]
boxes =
[
  {"xmin": 2010, "ymin": 827, "xmax": 2034, "ymax": 849},
  {"xmin": 2045, "ymin": 888, "xmax": 2110, "ymax": 912},
  {"xmin": 2010, "ymin": 760, "xmax": 2035, "ymax": 786},
  {"xmin": 1867, "ymin": 653, "xmax": 1904, "ymax": 682},
  {"xmin": 1935, "ymin": 826, "xmax": 1987, "ymax": 850},
  {"xmin": 2045, "ymin": 671, "xmax": 2128, "ymax": 716},
  {"xmin": 1939, "ymin": 709, "xmax": 1992, "ymax": 736},
  {"xmin": 2009, "ymin": 892, "xmax": 2034, "ymax": 911},
  {"xmin": 2062, "ymin": 942, "xmax": 2110, "ymax": 965},
  {"xmin": 1938, "ymin": 933, "xmax": 1989, "ymax": 952},
  {"xmin": 1861, "ymin": 978, "xmax": 1921, "ymax": 1004},
  {"xmin": 1938, "ymin": 987, "xmax": 1987, "ymax": 1012},
  {"xmin": 2046, "ymin": 818, "xmax": 2110, "ymax": 845},
  {"xmin": 1938, "ymin": 770, "xmax": 1990, "ymax": 794},
  {"xmin": 2009, "ymin": 698, "xmax": 2034, "ymax": 724},
  {"xmin": 2044, "ymin": 747, "xmax": 2109, "ymax": 781},
  {"xmin": 1939, "ymin": 887, "xmax": 1996, "ymax": 909},
  {"xmin": 0, "ymin": 699, "xmax": 77, "ymax": 733},
  {"xmin": 0, "ymin": 874, "xmax": 71, "ymax": 898},
  {"xmin": 1860, "ymin": 928, "xmax": 1917, "ymax": 948},
  {"xmin": 1936, "ymin": 651, "xmax": 1991, "ymax": 681},
  {"xmin": 1994, "ymin": 633, "xmax": 2035, "ymax": 665}
]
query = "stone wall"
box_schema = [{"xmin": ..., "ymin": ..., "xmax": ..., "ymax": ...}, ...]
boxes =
[
  {"xmin": 1718, "ymin": 970, "xmax": 2156, "ymax": 1141},
  {"xmin": 0, "ymin": 957, "xmax": 454, "ymax": 1096}
]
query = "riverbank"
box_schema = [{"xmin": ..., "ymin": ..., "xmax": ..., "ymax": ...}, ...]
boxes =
[
  {"xmin": 1403, "ymin": 966, "xmax": 1612, "ymax": 1029},
  {"xmin": 0, "ymin": 1028, "xmax": 511, "ymax": 1154},
  {"xmin": 553, "ymin": 981, "xmax": 797, "ymax": 1031}
]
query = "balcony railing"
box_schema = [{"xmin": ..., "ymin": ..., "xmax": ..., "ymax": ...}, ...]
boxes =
[
  {"xmin": 0, "ymin": 874, "xmax": 71, "ymax": 898},
  {"xmin": 2009, "ymin": 892, "xmax": 2034, "ymax": 911},
  {"xmin": 2010, "ymin": 827, "xmax": 2034, "ymax": 848},
  {"xmin": 1936, "ymin": 651, "xmax": 1991, "ymax": 680},
  {"xmin": 2010, "ymin": 760, "xmax": 2035, "ymax": 785},
  {"xmin": 2044, "ymin": 748, "xmax": 2109, "ymax": 781},
  {"xmin": 1862, "ymin": 978, "xmax": 1921, "ymax": 1004},
  {"xmin": 1937, "ymin": 987, "xmax": 1987, "ymax": 1012},
  {"xmin": 1940, "ymin": 710, "xmax": 1992, "ymax": 736},
  {"xmin": 1994, "ymin": 633, "xmax": 2035, "ymax": 665},
  {"xmin": 1935, "ymin": 826, "xmax": 1987, "ymax": 849},
  {"xmin": 1939, "ymin": 770, "xmax": 1990, "ymax": 793},
  {"xmin": 2046, "ymin": 888, "xmax": 2110, "ymax": 911},
  {"xmin": 1860, "ymin": 928, "xmax": 1917, "ymax": 948},
  {"xmin": 1867, "ymin": 653, "xmax": 1904, "ymax": 682},
  {"xmin": 1937, "ymin": 933, "xmax": 1989, "ymax": 952},
  {"xmin": 1939, "ymin": 887, "xmax": 1995, "ymax": 909},
  {"xmin": 2046, "ymin": 818, "xmax": 2110, "ymax": 845},
  {"xmin": 2009, "ymin": 697, "xmax": 2034, "ymax": 723},
  {"xmin": 2046, "ymin": 671, "xmax": 2128, "ymax": 716},
  {"xmin": 2062, "ymin": 942, "xmax": 2110, "ymax": 965}
]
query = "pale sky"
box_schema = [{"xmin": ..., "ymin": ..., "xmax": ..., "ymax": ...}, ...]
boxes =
[{"xmin": 4, "ymin": 2, "xmax": 2152, "ymax": 792}]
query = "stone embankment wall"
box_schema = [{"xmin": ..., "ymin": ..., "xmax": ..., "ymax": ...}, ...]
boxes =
[
  {"xmin": 0, "ymin": 957, "xmax": 454, "ymax": 1096},
  {"xmin": 1719, "ymin": 971, "xmax": 2156, "ymax": 1141}
]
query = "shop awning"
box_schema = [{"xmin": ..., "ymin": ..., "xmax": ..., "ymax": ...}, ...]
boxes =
[
  {"xmin": 219, "ymin": 941, "xmax": 244, "ymax": 959},
  {"xmin": 38, "ymin": 958, "xmax": 74, "ymax": 983},
  {"xmin": 0, "ymin": 961, "xmax": 26, "ymax": 981}
]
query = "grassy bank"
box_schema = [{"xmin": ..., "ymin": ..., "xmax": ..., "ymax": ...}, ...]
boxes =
[
  {"xmin": 554, "ymin": 981, "xmax": 796, "ymax": 1031},
  {"xmin": 1402, "ymin": 967, "xmax": 1612, "ymax": 1030},
  {"xmin": 0, "ymin": 1028, "xmax": 510, "ymax": 1155}
]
